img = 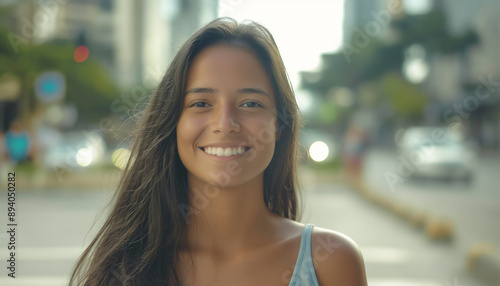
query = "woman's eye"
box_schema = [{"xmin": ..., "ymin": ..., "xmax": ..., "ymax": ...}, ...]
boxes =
[
  {"xmin": 189, "ymin": 101, "xmax": 210, "ymax": 108},
  {"xmin": 241, "ymin": 101, "xmax": 262, "ymax": 108}
]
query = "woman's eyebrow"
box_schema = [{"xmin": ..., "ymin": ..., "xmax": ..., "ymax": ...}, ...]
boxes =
[
  {"xmin": 185, "ymin": 87, "xmax": 270, "ymax": 97},
  {"xmin": 237, "ymin": 88, "xmax": 270, "ymax": 97},
  {"xmin": 185, "ymin": 87, "xmax": 215, "ymax": 95}
]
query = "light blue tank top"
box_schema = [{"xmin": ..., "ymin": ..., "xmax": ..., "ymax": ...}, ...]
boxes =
[{"xmin": 288, "ymin": 224, "xmax": 320, "ymax": 286}]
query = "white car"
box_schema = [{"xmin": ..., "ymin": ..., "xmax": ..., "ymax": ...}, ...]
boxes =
[{"xmin": 398, "ymin": 127, "xmax": 476, "ymax": 183}]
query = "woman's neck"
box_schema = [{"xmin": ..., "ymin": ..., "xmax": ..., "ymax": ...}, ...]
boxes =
[{"xmin": 184, "ymin": 172, "xmax": 281, "ymax": 260}]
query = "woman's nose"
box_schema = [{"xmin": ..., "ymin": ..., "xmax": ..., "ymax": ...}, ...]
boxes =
[{"xmin": 210, "ymin": 104, "xmax": 241, "ymax": 134}]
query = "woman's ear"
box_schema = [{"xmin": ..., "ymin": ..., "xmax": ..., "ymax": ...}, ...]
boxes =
[{"xmin": 276, "ymin": 125, "xmax": 282, "ymax": 141}]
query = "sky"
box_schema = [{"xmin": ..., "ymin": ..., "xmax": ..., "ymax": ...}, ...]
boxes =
[{"xmin": 220, "ymin": 0, "xmax": 345, "ymax": 89}]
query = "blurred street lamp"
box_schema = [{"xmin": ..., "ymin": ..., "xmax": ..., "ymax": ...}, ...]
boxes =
[
  {"xmin": 403, "ymin": 44, "xmax": 429, "ymax": 84},
  {"xmin": 309, "ymin": 141, "xmax": 330, "ymax": 162},
  {"xmin": 403, "ymin": 0, "xmax": 433, "ymax": 14}
]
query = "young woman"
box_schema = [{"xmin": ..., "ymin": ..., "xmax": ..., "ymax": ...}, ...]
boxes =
[{"xmin": 70, "ymin": 17, "xmax": 368, "ymax": 286}]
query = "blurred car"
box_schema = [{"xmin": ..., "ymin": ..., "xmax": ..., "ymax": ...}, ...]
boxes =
[
  {"xmin": 398, "ymin": 126, "xmax": 476, "ymax": 183},
  {"xmin": 42, "ymin": 131, "xmax": 106, "ymax": 173}
]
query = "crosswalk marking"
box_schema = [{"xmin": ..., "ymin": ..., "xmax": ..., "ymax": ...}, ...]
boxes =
[
  {"xmin": 1, "ymin": 247, "xmax": 85, "ymax": 261},
  {"xmin": 361, "ymin": 247, "xmax": 412, "ymax": 263},
  {"xmin": 2, "ymin": 246, "xmax": 413, "ymax": 262},
  {"xmin": 0, "ymin": 276, "xmax": 68, "ymax": 286},
  {"xmin": 0, "ymin": 246, "xmax": 443, "ymax": 286},
  {"xmin": 369, "ymin": 279, "xmax": 443, "ymax": 286},
  {"xmin": 0, "ymin": 277, "xmax": 445, "ymax": 286}
]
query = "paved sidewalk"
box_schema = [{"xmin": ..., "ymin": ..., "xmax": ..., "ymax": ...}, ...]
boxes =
[
  {"xmin": 6, "ymin": 163, "xmax": 500, "ymax": 285},
  {"xmin": 1, "ymin": 167, "xmax": 122, "ymax": 191}
]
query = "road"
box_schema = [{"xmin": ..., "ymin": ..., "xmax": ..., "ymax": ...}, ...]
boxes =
[
  {"xmin": 363, "ymin": 148, "xmax": 500, "ymax": 252},
  {"xmin": 0, "ymin": 178, "xmax": 491, "ymax": 285}
]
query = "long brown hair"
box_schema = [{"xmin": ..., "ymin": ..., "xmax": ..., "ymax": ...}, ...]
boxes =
[{"xmin": 69, "ymin": 17, "xmax": 304, "ymax": 286}]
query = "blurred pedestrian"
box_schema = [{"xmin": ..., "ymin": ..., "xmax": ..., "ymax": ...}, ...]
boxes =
[
  {"xmin": 342, "ymin": 122, "xmax": 370, "ymax": 182},
  {"xmin": 70, "ymin": 18, "xmax": 367, "ymax": 286},
  {"xmin": 0, "ymin": 131, "xmax": 8, "ymax": 184},
  {"xmin": 3, "ymin": 119, "xmax": 33, "ymax": 164}
]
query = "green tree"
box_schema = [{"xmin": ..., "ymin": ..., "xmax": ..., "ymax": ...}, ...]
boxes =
[
  {"xmin": 0, "ymin": 6, "xmax": 119, "ymax": 127},
  {"xmin": 300, "ymin": 7, "xmax": 479, "ymax": 122}
]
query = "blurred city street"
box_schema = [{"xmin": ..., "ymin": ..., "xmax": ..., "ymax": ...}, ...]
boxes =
[
  {"xmin": 363, "ymin": 147, "xmax": 500, "ymax": 251},
  {"xmin": 0, "ymin": 174, "xmax": 493, "ymax": 286},
  {"xmin": 1, "ymin": 0, "xmax": 500, "ymax": 285}
]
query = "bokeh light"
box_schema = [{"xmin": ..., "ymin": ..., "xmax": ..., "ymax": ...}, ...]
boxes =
[
  {"xmin": 309, "ymin": 141, "xmax": 329, "ymax": 162},
  {"xmin": 73, "ymin": 45, "xmax": 89, "ymax": 63},
  {"xmin": 76, "ymin": 148, "xmax": 92, "ymax": 167},
  {"xmin": 112, "ymin": 148, "xmax": 131, "ymax": 170}
]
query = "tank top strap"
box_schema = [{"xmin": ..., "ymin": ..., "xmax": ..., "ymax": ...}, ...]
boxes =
[
  {"xmin": 302, "ymin": 224, "xmax": 314, "ymax": 253},
  {"xmin": 288, "ymin": 223, "xmax": 320, "ymax": 286}
]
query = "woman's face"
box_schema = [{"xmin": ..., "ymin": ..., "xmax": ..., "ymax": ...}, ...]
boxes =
[{"xmin": 177, "ymin": 44, "xmax": 278, "ymax": 189}]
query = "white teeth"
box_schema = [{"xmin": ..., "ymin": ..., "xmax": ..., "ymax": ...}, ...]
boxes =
[
  {"xmin": 217, "ymin": 147, "xmax": 224, "ymax": 156},
  {"xmin": 202, "ymin": 146, "xmax": 248, "ymax": 157}
]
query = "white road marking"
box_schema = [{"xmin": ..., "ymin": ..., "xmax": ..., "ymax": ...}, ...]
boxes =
[
  {"xmin": 369, "ymin": 279, "xmax": 443, "ymax": 286},
  {"xmin": 0, "ymin": 276, "xmax": 68, "ymax": 286},
  {"xmin": 361, "ymin": 247, "xmax": 413, "ymax": 263},
  {"xmin": 2, "ymin": 247, "xmax": 85, "ymax": 261}
]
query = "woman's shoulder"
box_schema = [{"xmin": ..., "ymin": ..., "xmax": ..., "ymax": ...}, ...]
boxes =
[{"xmin": 310, "ymin": 226, "xmax": 368, "ymax": 286}]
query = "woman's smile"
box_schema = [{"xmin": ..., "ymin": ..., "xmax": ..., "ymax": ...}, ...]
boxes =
[{"xmin": 199, "ymin": 146, "xmax": 252, "ymax": 161}]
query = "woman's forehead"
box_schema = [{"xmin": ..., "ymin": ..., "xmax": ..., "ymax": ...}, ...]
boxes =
[
  {"xmin": 186, "ymin": 44, "xmax": 274, "ymax": 94},
  {"xmin": 190, "ymin": 44, "xmax": 263, "ymax": 71}
]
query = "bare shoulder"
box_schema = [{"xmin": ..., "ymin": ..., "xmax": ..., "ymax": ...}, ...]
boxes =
[{"xmin": 310, "ymin": 226, "xmax": 368, "ymax": 286}]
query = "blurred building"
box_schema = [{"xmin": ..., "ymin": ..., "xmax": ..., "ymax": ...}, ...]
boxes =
[
  {"xmin": 1, "ymin": 0, "xmax": 218, "ymax": 89},
  {"xmin": 423, "ymin": 0, "xmax": 500, "ymax": 149},
  {"xmin": 115, "ymin": 0, "xmax": 219, "ymax": 89},
  {"xmin": 1, "ymin": 0, "xmax": 220, "ymax": 137},
  {"xmin": 9, "ymin": 0, "xmax": 115, "ymax": 69},
  {"xmin": 343, "ymin": 0, "xmax": 388, "ymax": 44}
]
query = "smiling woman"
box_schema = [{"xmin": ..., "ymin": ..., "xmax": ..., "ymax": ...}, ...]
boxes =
[
  {"xmin": 177, "ymin": 44, "xmax": 278, "ymax": 189},
  {"xmin": 69, "ymin": 17, "xmax": 367, "ymax": 286}
]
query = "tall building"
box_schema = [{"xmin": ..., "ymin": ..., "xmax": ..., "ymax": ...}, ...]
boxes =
[
  {"xmin": 423, "ymin": 0, "xmax": 500, "ymax": 147},
  {"xmin": 114, "ymin": 0, "xmax": 218, "ymax": 88},
  {"xmin": 343, "ymin": 0, "xmax": 389, "ymax": 44}
]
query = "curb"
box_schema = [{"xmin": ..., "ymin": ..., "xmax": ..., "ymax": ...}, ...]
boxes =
[
  {"xmin": 1, "ymin": 168, "xmax": 122, "ymax": 191},
  {"xmin": 467, "ymin": 243, "xmax": 500, "ymax": 286},
  {"xmin": 348, "ymin": 178, "xmax": 500, "ymax": 285},
  {"xmin": 350, "ymin": 179, "xmax": 454, "ymax": 241},
  {"xmin": 300, "ymin": 171, "xmax": 456, "ymax": 241}
]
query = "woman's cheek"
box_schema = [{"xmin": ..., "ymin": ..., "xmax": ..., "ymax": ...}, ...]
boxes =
[{"xmin": 178, "ymin": 115, "xmax": 205, "ymax": 139}]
